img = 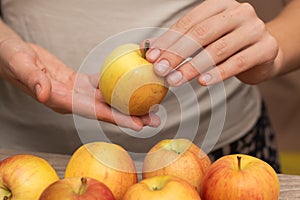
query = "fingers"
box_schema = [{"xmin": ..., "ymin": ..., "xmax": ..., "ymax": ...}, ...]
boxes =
[
  {"xmin": 198, "ymin": 34, "xmax": 278, "ymax": 85},
  {"xmin": 145, "ymin": 1, "xmax": 277, "ymax": 86},
  {"xmin": 167, "ymin": 17, "xmax": 266, "ymax": 86},
  {"xmin": 94, "ymin": 102, "xmax": 160, "ymax": 131}
]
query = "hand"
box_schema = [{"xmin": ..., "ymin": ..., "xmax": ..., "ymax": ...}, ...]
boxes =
[
  {"xmin": 145, "ymin": 0, "xmax": 280, "ymax": 86},
  {"xmin": 0, "ymin": 38, "xmax": 159, "ymax": 131}
]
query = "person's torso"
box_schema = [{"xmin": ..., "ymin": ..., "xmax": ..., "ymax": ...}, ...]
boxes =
[{"xmin": 0, "ymin": 0, "xmax": 283, "ymax": 153}]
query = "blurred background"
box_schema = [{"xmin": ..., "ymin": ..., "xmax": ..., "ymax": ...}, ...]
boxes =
[
  {"xmin": 242, "ymin": 0, "xmax": 300, "ymax": 175},
  {"xmin": 259, "ymin": 70, "xmax": 300, "ymax": 175}
]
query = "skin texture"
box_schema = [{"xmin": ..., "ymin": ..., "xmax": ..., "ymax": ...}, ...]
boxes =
[{"xmin": 145, "ymin": 0, "xmax": 300, "ymax": 87}]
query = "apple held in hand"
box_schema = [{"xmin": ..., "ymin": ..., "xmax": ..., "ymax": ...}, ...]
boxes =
[
  {"xmin": 142, "ymin": 138, "xmax": 211, "ymax": 193},
  {"xmin": 64, "ymin": 142, "xmax": 137, "ymax": 200},
  {"xmin": 122, "ymin": 175, "xmax": 201, "ymax": 200},
  {"xmin": 201, "ymin": 154, "xmax": 280, "ymax": 200},
  {"xmin": 99, "ymin": 43, "xmax": 168, "ymax": 116},
  {"xmin": 0, "ymin": 154, "xmax": 59, "ymax": 200},
  {"xmin": 39, "ymin": 177, "xmax": 115, "ymax": 200}
]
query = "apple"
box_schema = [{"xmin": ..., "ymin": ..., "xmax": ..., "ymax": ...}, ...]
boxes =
[
  {"xmin": 64, "ymin": 142, "xmax": 137, "ymax": 200},
  {"xmin": 0, "ymin": 154, "xmax": 59, "ymax": 200},
  {"xmin": 142, "ymin": 138, "xmax": 211, "ymax": 193},
  {"xmin": 99, "ymin": 43, "xmax": 168, "ymax": 116},
  {"xmin": 201, "ymin": 154, "xmax": 280, "ymax": 200},
  {"xmin": 39, "ymin": 177, "xmax": 115, "ymax": 200},
  {"xmin": 122, "ymin": 175, "xmax": 201, "ymax": 200}
]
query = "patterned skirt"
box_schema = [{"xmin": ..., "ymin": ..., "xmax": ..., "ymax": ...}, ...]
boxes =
[{"xmin": 209, "ymin": 102, "xmax": 281, "ymax": 173}]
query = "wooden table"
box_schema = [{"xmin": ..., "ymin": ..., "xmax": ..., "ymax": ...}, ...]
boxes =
[{"xmin": 1, "ymin": 148, "xmax": 300, "ymax": 199}]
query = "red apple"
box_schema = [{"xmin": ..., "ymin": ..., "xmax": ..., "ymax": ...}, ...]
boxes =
[
  {"xmin": 122, "ymin": 175, "xmax": 201, "ymax": 200},
  {"xmin": 142, "ymin": 138, "xmax": 211, "ymax": 193},
  {"xmin": 0, "ymin": 154, "xmax": 59, "ymax": 200},
  {"xmin": 201, "ymin": 154, "xmax": 280, "ymax": 200},
  {"xmin": 39, "ymin": 177, "xmax": 115, "ymax": 200},
  {"xmin": 64, "ymin": 142, "xmax": 137, "ymax": 200}
]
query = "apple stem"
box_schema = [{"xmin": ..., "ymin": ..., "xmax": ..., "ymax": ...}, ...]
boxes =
[
  {"xmin": 142, "ymin": 40, "xmax": 150, "ymax": 59},
  {"xmin": 3, "ymin": 196, "xmax": 10, "ymax": 200},
  {"xmin": 78, "ymin": 177, "xmax": 88, "ymax": 195},
  {"xmin": 237, "ymin": 156, "xmax": 242, "ymax": 170}
]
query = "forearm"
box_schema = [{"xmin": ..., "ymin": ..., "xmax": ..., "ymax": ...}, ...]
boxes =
[
  {"xmin": 0, "ymin": 19, "xmax": 21, "ymax": 42},
  {"xmin": 267, "ymin": 0, "xmax": 300, "ymax": 76},
  {"xmin": 0, "ymin": 19, "xmax": 28, "ymax": 78}
]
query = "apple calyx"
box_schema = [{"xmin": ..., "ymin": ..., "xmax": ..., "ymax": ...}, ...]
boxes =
[
  {"xmin": 142, "ymin": 40, "xmax": 150, "ymax": 59},
  {"xmin": 237, "ymin": 155, "xmax": 242, "ymax": 170},
  {"xmin": 78, "ymin": 177, "xmax": 88, "ymax": 195}
]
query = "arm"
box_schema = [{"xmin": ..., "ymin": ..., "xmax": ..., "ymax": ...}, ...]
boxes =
[{"xmin": 267, "ymin": 0, "xmax": 300, "ymax": 75}]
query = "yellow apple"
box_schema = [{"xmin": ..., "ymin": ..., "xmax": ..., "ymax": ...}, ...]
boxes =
[
  {"xmin": 201, "ymin": 154, "xmax": 280, "ymax": 200},
  {"xmin": 122, "ymin": 175, "xmax": 201, "ymax": 200},
  {"xmin": 64, "ymin": 142, "xmax": 137, "ymax": 200},
  {"xmin": 142, "ymin": 138, "xmax": 211, "ymax": 193},
  {"xmin": 99, "ymin": 43, "xmax": 168, "ymax": 116},
  {"xmin": 0, "ymin": 154, "xmax": 59, "ymax": 200},
  {"xmin": 39, "ymin": 177, "xmax": 115, "ymax": 200}
]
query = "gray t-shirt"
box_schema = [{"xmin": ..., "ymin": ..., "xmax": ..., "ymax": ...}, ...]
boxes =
[{"xmin": 0, "ymin": 0, "xmax": 283, "ymax": 154}]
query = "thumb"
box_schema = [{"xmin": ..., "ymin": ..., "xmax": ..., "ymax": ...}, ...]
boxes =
[{"xmin": 9, "ymin": 52, "xmax": 51, "ymax": 103}]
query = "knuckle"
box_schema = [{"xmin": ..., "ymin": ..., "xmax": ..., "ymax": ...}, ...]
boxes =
[
  {"xmin": 240, "ymin": 2, "xmax": 256, "ymax": 15},
  {"xmin": 253, "ymin": 19, "xmax": 266, "ymax": 33},
  {"xmin": 234, "ymin": 54, "xmax": 246, "ymax": 69},
  {"xmin": 211, "ymin": 38, "xmax": 227, "ymax": 58},
  {"xmin": 192, "ymin": 23, "xmax": 210, "ymax": 43},
  {"xmin": 174, "ymin": 15, "xmax": 193, "ymax": 31},
  {"xmin": 234, "ymin": 3, "xmax": 256, "ymax": 18},
  {"xmin": 264, "ymin": 36, "xmax": 279, "ymax": 62},
  {"xmin": 217, "ymin": 65, "xmax": 227, "ymax": 80}
]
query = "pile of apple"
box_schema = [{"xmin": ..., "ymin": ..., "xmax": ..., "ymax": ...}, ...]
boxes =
[{"xmin": 0, "ymin": 138, "xmax": 280, "ymax": 200}]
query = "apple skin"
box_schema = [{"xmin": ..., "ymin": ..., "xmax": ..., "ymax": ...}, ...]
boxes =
[
  {"xmin": 64, "ymin": 142, "xmax": 137, "ymax": 200},
  {"xmin": 122, "ymin": 175, "xmax": 201, "ymax": 200},
  {"xmin": 142, "ymin": 138, "xmax": 211, "ymax": 193},
  {"xmin": 201, "ymin": 154, "xmax": 280, "ymax": 200},
  {"xmin": 0, "ymin": 154, "xmax": 59, "ymax": 200},
  {"xmin": 39, "ymin": 177, "xmax": 115, "ymax": 200},
  {"xmin": 99, "ymin": 43, "xmax": 168, "ymax": 116}
]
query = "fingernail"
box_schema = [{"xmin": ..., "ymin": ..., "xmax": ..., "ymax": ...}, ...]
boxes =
[
  {"xmin": 202, "ymin": 73, "xmax": 212, "ymax": 84},
  {"xmin": 148, "ymin": 48, "xmax": 160, "ymax": 60},
  {"xmin": 154, "ymin": 60, "xmax": 169, "ymax": 75},
  {"xmin": 168, "ymin": 71, "xmax": 183, "ymax": 85}
]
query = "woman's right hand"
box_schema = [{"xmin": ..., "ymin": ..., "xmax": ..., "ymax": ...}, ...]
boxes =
[{"xmin": 0, "ymin": 36, "xmax": 160, "ymax": 131}]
